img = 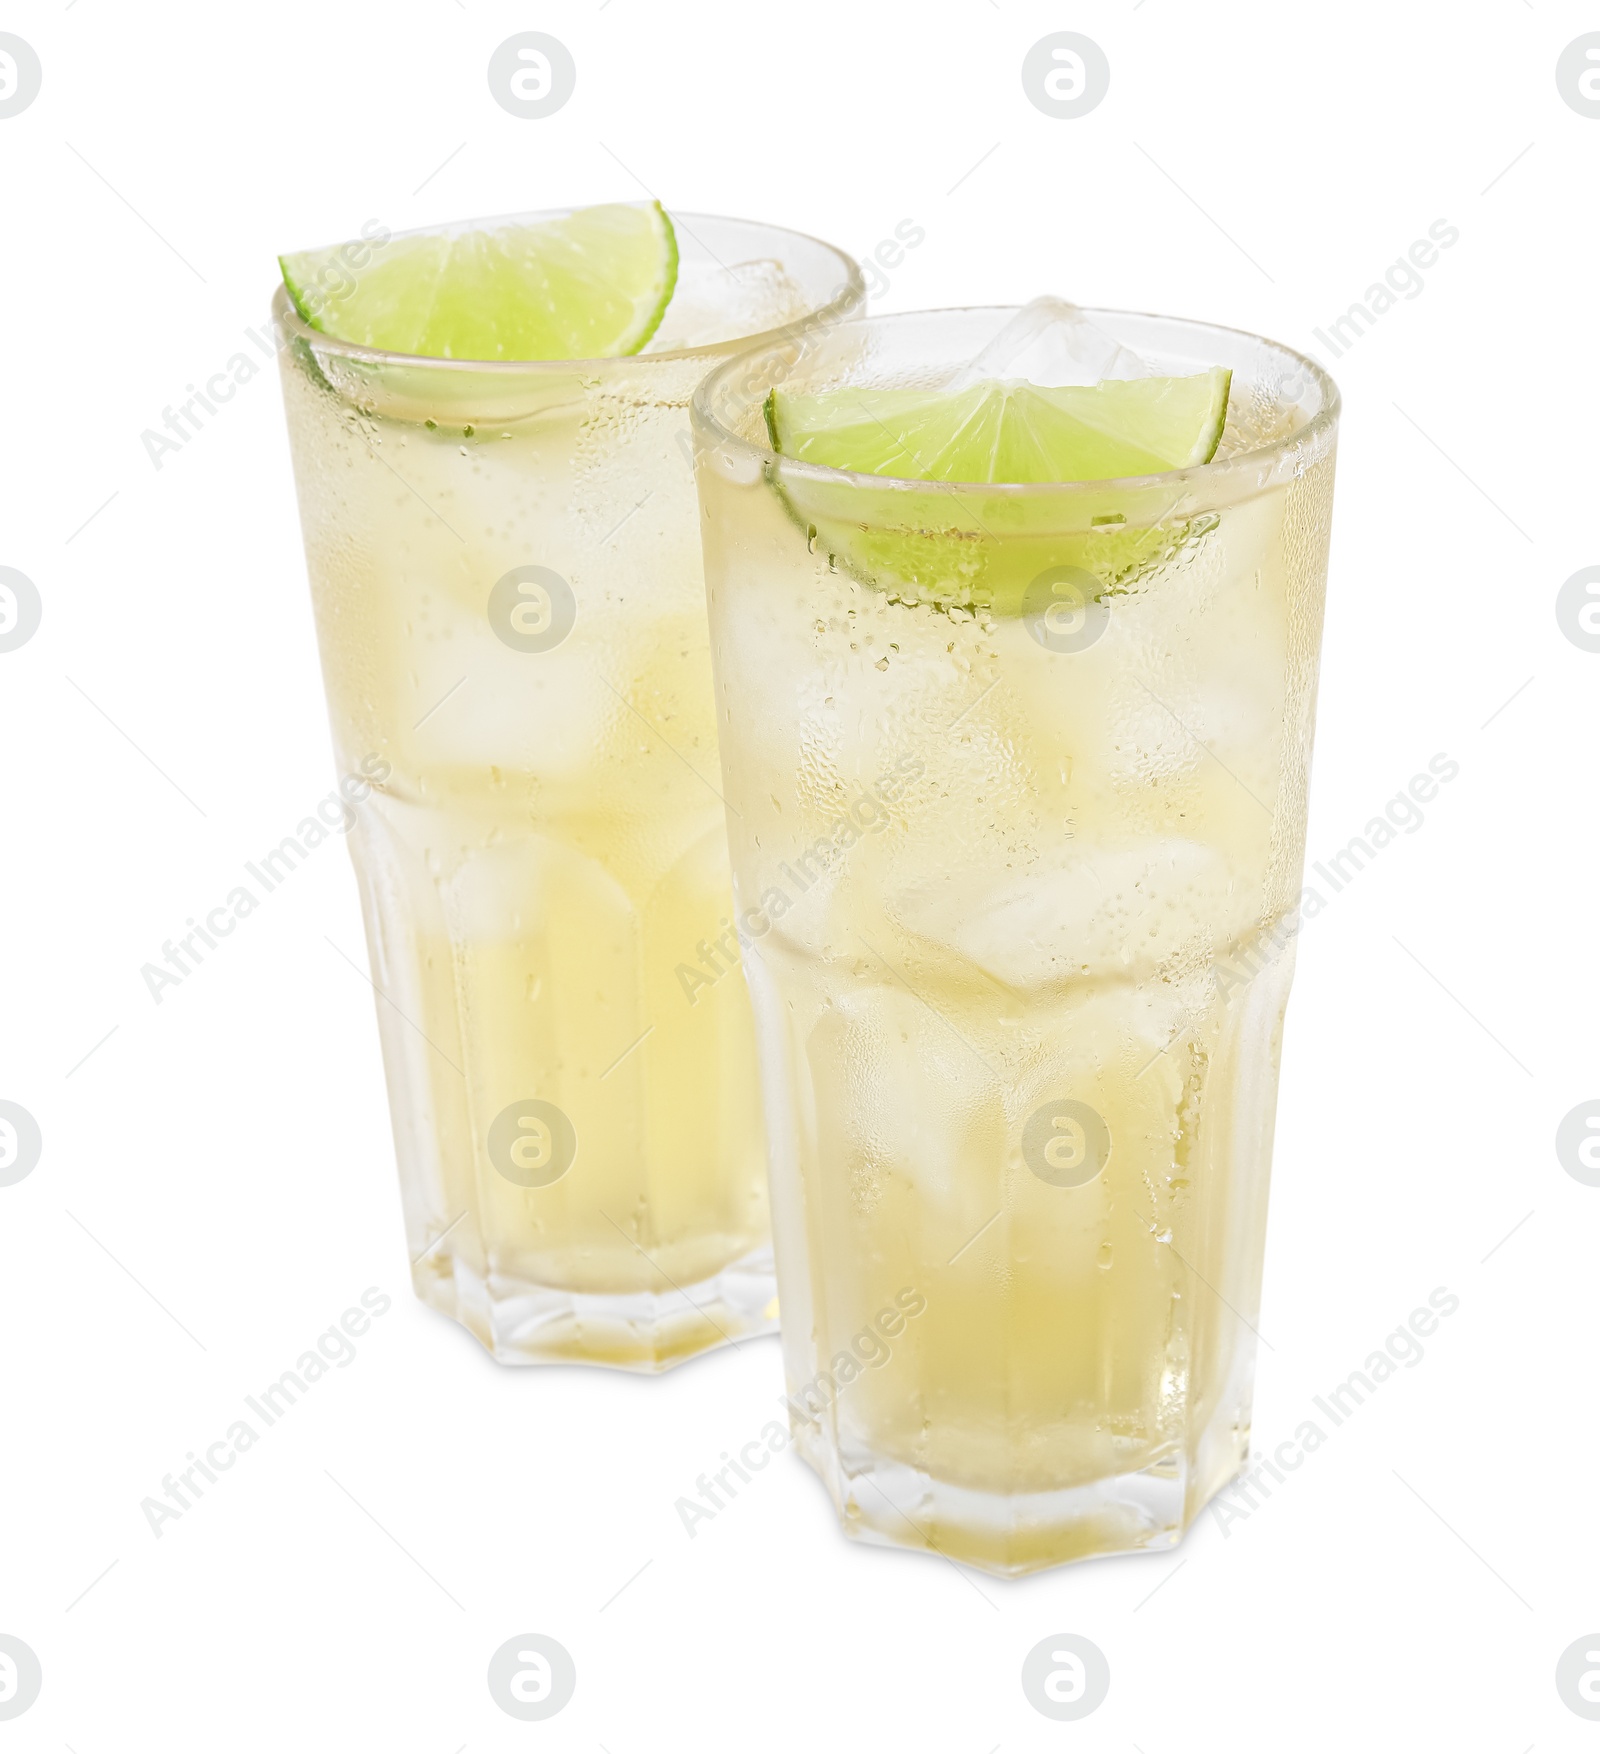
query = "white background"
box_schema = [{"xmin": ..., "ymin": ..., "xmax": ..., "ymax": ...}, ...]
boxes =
[{"xmin": 2, "ymin": 0, "xmax": 1594, "ymax": 1746}]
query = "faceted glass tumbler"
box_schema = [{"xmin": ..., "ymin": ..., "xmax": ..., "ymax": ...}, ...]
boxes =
[
  {"xmin": 276, "ymin": 212, "xmax": 863, "ymax": 1368},
  {"xmin": 692, "ymin": 307, "xmax": 1338, "ymax": 1568}
]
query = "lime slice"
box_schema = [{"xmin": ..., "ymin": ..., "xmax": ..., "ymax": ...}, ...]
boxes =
[
  {"xmin": 280, "ymin": 202, "xmax": 678, "ymax": 361},
  {"xmin": 764, "ymin": 370, "xmax": 1231, "ymax": 614},
  {"xmin": 766, "ymin": 370, "xmax": 1231, "ymax": 483}
]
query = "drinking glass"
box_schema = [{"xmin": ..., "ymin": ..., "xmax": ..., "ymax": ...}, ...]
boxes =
[
  {"xmin": 276, "ymin": 213, "xmax": 864, "ymax": 1368},
  {"xmin": 692, "ymin": 306, "xmax": 1338, "ymax": 1569}
]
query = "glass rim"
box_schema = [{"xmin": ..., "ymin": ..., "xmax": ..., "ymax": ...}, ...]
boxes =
[
  {"xmin": 269, "ymin": 208, "xmax": 866, "ymax": 373},
  {"xmin": 691, "ymin": 304, "xmax": 1341, "ymax": 499}
]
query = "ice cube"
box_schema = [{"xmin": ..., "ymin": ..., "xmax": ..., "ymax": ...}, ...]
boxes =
[
  {"xmin": 888, "ymin": 839, "xmax": 1247, "ymax": 989},
  {"xmin": 409, "ymin": 617, "xmax": 621, "ymax": 783},
  {"xmin": 953, "ymin": 296, "xmax": 1151, "ymax": 389},
  {"xmin": 646, "ymin": 256, "xmax": 813, "ymax": 352},
  {"xmin": 800, "ymin": 976, "xmax": 1006, "ymax": 1211}
]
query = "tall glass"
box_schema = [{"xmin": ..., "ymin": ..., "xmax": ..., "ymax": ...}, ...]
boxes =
[
  {"xmin": 276, "ymin": 213, "xmax": 863, "ymax": 1369},
  {"xmin": 692, "ymin": 308, "xmax": 1338, "ymax": 1571}
]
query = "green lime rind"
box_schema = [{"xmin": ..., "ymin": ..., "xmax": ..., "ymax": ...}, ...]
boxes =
[
  {"xmin": 764, "ymin": 370, "xmax": 1230, "ymax": 615},
  {"xmin": 279, "ymin": 201, "xmax": 678, "ymax": 362}
]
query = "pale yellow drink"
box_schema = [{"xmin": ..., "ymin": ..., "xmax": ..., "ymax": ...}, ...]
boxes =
[
  {"xmin": 276, "ymin": 214, "xmax": 863, "ymax": 1366},
  {"xmin": 693, "ymin": 308, "xmax": 1338, "ymax": 1566}
]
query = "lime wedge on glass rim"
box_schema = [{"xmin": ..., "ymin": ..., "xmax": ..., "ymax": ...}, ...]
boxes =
[
  {"xmin": 280, "ymin": 200, "xmax": 679, "ymax": 361},
  {"xmin": 763, "ymin": 368, "xmax": 1232, "ymax": 614}
]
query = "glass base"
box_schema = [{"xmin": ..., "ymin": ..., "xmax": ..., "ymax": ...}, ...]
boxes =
[
  {"xmin": 413, "ymin": 1244, "xmax": 778, "ymax": 1371},
  {"xmin": 792, "ymin": 1404, "xmax": 1248, "ymax": 1577}
]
